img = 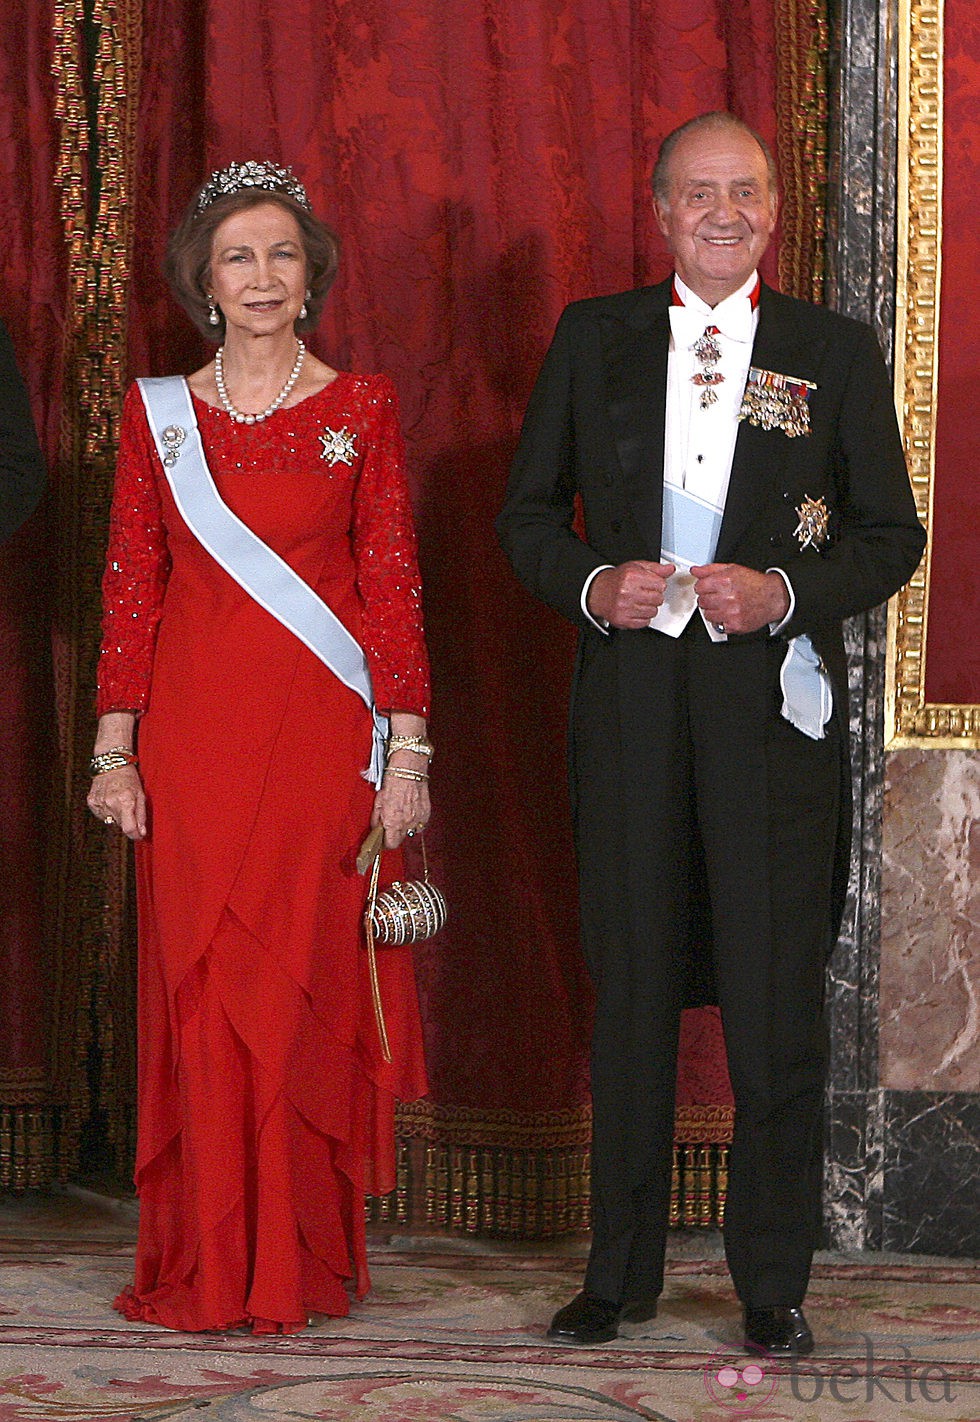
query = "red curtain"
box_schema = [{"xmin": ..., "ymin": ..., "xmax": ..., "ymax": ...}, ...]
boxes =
[
  {"xmin": 0, "ymin": 0, "xmax": 63, "ymax": 1187},
  {"xmin": 14, "ymin": 0, "xmax": 827, "ymax": 1215},
  {"xmin": 929, "ymin": 0, "xmax": 980, "ymax": 705},
  {"xmin": 126, "ymin": 0, "xmax": 779, "ymax": 1129}
]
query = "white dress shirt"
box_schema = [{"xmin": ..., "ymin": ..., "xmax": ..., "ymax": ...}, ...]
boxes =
[
  {"xmin": 582, "ymin": 271, "xmax": 795, "ymax": 638},
  {"xmin": 656, "ymin": 271, "xmax": 758, "ymax": 640}
]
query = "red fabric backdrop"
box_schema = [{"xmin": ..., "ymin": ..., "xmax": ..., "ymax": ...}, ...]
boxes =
[
  {"xmin": 0, "ymin": 0, "xmax": 833, "ymax": 1196},
  {"xmin": 125, "ymin": 0, "xmax": 781, "ymax": 1126},
  {"xmin": 0, "ymin": 0, "xmax": 62, "ymax": 1174},
  {"xmin": 928, "ymin": 0, "xmax": 980, "ymax": 705}
]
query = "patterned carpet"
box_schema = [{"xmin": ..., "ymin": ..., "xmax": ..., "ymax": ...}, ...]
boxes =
[{"xmin": 0, "ymin": 1189, "xmax": 978, "ymax": 1420}]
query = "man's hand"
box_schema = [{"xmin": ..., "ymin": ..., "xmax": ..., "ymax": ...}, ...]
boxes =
[
  {"xmin": 587, "ymin": 561, "xmax": 677, "ymax": 629},
  {"xmin": 692, "ymin": 564, "xmax": 789, "ymax": 635}
]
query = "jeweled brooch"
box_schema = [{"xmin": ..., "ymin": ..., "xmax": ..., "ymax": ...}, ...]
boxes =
[
  {"xmin": 738, "ymin": 367, "xmax": 816, "ymax": 438},
  {"xmin": 794, "ymin": 495, "xmax": 831, "ymax": 549},
  {"xmin": 160, "ymin": 424, "xmax": 186, "ymax": 467},
  {"xmin": 692, "ymin": 326, "xmax": 725, "ymax": 410},
  {"xmin": 319, "ymin": 427, "xmax": 358, "ymax": 466}
]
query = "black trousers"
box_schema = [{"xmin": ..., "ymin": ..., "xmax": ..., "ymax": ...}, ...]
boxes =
[{"xmin": 572, "ymin": 615, "xmax": 839, "ymax": 1310}]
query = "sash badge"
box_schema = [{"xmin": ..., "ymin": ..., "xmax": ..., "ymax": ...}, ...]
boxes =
[
  {"xmin": 794, "ymin": 494, "xmax": 831, "ymax": 550},
  {"xmin": 319, "ymin": 426, "xmax": 358, "ymax": 466}
]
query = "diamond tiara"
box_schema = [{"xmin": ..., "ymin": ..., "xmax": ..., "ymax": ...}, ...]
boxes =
[{"xmin": 195, "ymin": 160, "xmax": 311, "ymax": 214}]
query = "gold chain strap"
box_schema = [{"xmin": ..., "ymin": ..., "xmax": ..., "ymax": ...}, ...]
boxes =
[
  {"xmin": 364, "ymin": 843, "xmax": 392, "ymax": 1063},
  {"xmin": 358, "ymin": 824, "xmax": 442, "ymax": 1065}
]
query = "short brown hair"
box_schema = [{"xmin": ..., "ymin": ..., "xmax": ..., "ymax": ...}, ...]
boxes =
[
  {"xmin": 165, "ymin": 186, "xmax": 340, "ymax": 341},
  {"xmin": 651, "ymin": 111, "xmax": 779, "ymax": 207}
]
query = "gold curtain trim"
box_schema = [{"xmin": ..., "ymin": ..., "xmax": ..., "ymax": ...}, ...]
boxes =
[
  {"xmin": 50, "ymin": 0, "xmax": 142, "ymax": 1177},
  {"xmin": 774, "ymin": 0, "xmax": 830, "ymax": 301},
  {"xmin": 0, "ymin": 1069, "xmax": 49, "ymax": 1105},
  {"xmin": 378, "ymin": 1103, "xmax": 734, "ymax": 1235},
  {"xmin": 887, "ymin": 0, "xmax": 979, "ymax": 746},
  {"xmin": 0, "ymin": 1109, "xmax": 55, "ymax": 1191},
  {"xmin": 369, "ymin": 1135, "xmax": 732, "ymax": 1237},
  {"xmin": 395, "ymin": 1100, "xmax": 734, "ymax": 1149},
  {"xmin": 674, "ymin": 1104, "xmax": 735, "ymax": 1143},
  {"xmin": 395, "ymin": 1100, "xmax": 593, "ymax": 1150}
]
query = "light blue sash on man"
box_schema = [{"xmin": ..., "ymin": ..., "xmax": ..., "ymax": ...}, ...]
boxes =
[
  {"xmin": 137, "ymin": 376, "xmax": 388, "ymax": 784},
  {"xmin": 661, "ymin": 482, "xmax": 724, "ymax": 578},
  {"xmin": 661, "ymin": 480, "xmax": 832, "ymax": 740}
]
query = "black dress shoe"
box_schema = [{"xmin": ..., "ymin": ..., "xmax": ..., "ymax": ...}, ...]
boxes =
[
  {"xmin": 547, "ymin": 1291, "xmax": 658, "ymax": 1344},
  {"xmin": 744, "ymin": 1306, "xmax": 814, "ymax": 1356},
  {"xmin": 548, "ymin": 1291, "xmax": 620, "ymax": 1344}
]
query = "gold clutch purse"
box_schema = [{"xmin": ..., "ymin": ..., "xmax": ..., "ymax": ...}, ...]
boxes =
[{"xmin": 357, "ymin": 824, "xmax": 447, "ymax": 1060}]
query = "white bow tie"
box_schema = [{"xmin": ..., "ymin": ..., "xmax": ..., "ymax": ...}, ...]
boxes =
[{"xmin": 669, "ymin": 297, "xmax": 755, "ymax": 349}]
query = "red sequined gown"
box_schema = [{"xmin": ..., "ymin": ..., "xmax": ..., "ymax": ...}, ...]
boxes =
[{"xmin": 98, "ymin": 373, "xmax": 430, "ymax": 1334}]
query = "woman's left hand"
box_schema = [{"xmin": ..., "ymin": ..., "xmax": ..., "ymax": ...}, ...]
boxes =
[{"xmin": 371, "ymin": 767, "xmax": 431, "ymax": 849}]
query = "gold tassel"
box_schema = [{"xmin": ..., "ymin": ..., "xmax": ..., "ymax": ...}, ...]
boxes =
[
  {"xmin": 554, "ymin": 1152, "xmax": 569, "ymax": 1234},
  {"xmin": 465, "ymin": 1149, "xmax": 479, "ymax": 1233},
  {"xmin": 541, "ymin": 1154, "xmax": 555, "ymax": 1238},
  {"xmin": 682, "ymin": 1145, "xmax": 699, "ymax": 1227},
  {"xmin": 480, "ymin": 1149, "xmax": 495, "ymax": 1232},
  {"xmin": 508, "ymin": 1150, "xmax": 523, "ymax": 1235},
  {"xmin": 669, "ymin": 1144, "xmax": 681, "ymax": 1227},
  {"xmin": 711, "ymin": 1137, "xmax": 725, "ymax": 1228},
  {"xmin": 696, "ymin": 1144, "xmax": 713, "ymax": 1226},
  {"xmin": 494, "ymin": 1151, "xmax": 510, "ymax": 1234},
  {"xmin": 395, "ymin": 1139, "xmax": 410, "ymax": 1224},
  {"xmin": 450, "ymin": 1148, "xmax": 465, "ymax": 1231}
]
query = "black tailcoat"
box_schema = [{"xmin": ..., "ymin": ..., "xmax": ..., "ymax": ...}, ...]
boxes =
[
  {"xmin": 0, "ymin": 321, "xmax": 45, "ymax": 547},
  {"xmin": 497, "ymin": 277, "xmax": 925, "ymax": 1309}
]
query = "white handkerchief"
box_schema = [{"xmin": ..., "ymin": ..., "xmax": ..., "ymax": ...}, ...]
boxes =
[{"xmin": 648, "ymin": 565, "xmax": 727, "ymax": 642}]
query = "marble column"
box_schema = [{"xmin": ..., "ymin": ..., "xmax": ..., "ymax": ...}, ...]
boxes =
[{"xmin": 824, "ymin": 0, "xmax": 980, "ymax": 1257}]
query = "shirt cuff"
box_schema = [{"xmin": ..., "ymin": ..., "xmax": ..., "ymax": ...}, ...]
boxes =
[
  {"xmin": 581, "ymin": 565, "xmax": 614, "ymax": 634},
  {"xmin": 767, "ymin": 567, "xmax": 795, "ymax": 635}
]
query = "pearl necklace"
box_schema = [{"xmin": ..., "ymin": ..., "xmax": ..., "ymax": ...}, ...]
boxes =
[{"xmin": 214, "ymin": 339, "xmax": 306, "ymax": 424}]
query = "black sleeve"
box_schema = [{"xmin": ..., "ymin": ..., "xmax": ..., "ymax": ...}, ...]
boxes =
[
  {"xmin": 0, "ymin": 320, "xmax": 46, "ymax": 546},
  {"xmin": 782, "ymin": 321, "xmax": 925, "ymax": 635},
  {"xmin": 496, "ymin": 308, "xmax": 605, "ymax": 629}
]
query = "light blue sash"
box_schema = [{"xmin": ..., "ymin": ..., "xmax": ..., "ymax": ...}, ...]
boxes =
[
  {"xmin": 662, "ymin": 479, "xmax": 831, "ymax": 739},
  {"xmin": 661, "ymin": 483, "xmax": 723, "ymax": 568},
  {"xmin": 778, "ymin": 629, "xmax": 833, "ymax": 740},
  {"xmin": 137, "ymin": 376, "xmax": 388, "ymax": 785}
]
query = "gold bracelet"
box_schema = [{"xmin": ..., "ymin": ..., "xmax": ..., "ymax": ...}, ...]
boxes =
[
  {"xmin": 89, "ymin": 748, "xmax": 138, "ymax": 776},
  {"xmin": 386, "ymin": 734, "xmax": 434, "ymax": 761},
  {"xmin": 384, "ymin": 766, "xmax": 429, "ymax": 782}
]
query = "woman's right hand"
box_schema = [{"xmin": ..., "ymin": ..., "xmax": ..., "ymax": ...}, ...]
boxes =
[{"xmin": 87, "ymin": 764, "xmax": 148, "ymax": 840}]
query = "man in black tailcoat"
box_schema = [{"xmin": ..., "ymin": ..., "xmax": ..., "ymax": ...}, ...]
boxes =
[{"xmin": 496, "ymin": 112, "xmax": 924, "ymax": 1355}]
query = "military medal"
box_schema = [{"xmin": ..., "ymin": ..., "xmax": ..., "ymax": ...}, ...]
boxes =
[
  {"xmin": 692, "ymin": 325, "xmax": 725, "ymax": 410},
  {"xmin": 794, "ymin": 494, "xmax": 831, "ymax": 549},
  {"xmin": 319, "ymin": 426, "xmax": 358, "ymax": 466},
  {"xmin": 738, "ymin": 367, "xmax": 816, "ymax": 437}
]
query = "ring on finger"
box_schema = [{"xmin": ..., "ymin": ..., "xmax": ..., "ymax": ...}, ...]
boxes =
[{"xmin": 104, "ymin": 814, "xmax": 115, "ymax": 825}]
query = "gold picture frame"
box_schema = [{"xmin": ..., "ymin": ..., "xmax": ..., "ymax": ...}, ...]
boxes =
[{"xmin": 887, "ymin": 0, "xmax": 980, "ymax": 747}]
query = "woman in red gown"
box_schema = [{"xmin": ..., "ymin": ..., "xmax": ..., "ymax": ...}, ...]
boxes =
[{"xmin": 87, "ymin": 163, "xmax": 430, "ymax": 1334}]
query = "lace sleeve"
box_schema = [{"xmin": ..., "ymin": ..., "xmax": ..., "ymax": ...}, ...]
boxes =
[
  {"xmin": 96, "ymin": 384, "xmax": 172, "ymax": 716},
  {"xmin": 351, "ymin": 377, "xmax": 431, "ymax": 717}
]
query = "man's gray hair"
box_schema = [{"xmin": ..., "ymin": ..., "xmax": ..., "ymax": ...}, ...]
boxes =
[{"xmin": 651, "ymin": 112, "xmax": 779, "ymax": 206}]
